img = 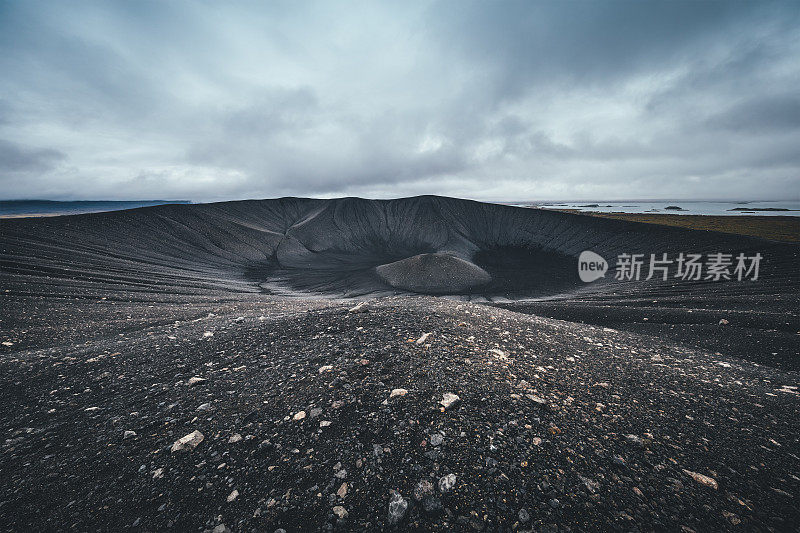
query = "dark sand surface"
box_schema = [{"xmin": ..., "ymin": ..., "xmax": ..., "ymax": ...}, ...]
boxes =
[{"xmin": 1, "ymin": 196, "xmax": 798, "ymax": 532}]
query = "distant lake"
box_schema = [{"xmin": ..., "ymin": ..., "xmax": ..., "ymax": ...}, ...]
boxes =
[
  {"xmin": 0, "ymin": 200, "xmax": 190, "ymax": 218},
  {"xmin": 513, "ymin": 200, "xmax": 800, "ymax": 216}
]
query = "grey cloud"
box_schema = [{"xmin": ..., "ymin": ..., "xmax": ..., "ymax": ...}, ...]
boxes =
[
  {"xmin": 424, "ymin": 1, "xmax": 787, "ymax": 104},
  {"xmin": 0, "ymin": 139, "xmax": 66, "ymax": 173},
  {"xmin": 707, "ymin": 94, "xmax": 800, "ymax": 133},
  {"xmin": 0, "ymin": 0, "xmax": 798, "ymax": 201},
  {"xmin": 0, "ymin": 100, "xmax": 10, "ymax": 125}
]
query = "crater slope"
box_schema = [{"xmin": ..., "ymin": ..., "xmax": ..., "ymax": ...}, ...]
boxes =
[
  {"xmin": 2, "ymin": 195, "xmax": 797, "ymax": 300},
  {"xmin": 2, "ymin": 195, "xmax": 798, "ymax": 369}
]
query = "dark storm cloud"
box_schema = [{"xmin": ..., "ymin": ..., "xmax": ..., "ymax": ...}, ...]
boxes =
[
  {"xmin": 425, "ymin": 1, "xmax": 753, "ymax": 100},
  {"xmin": 0, "ymin": 139, "xmax": 66, "ymax": 173},
  {"xmin": 0, "ymin": 0, "xmax": 798, "ymax": 201},
  {"xmin": 707, "ymin": 94, "xmax": 800, "ymax": 133},
  {"xmin": 0, "ymin": 100, "xmax": 11, "ymax": 125}
]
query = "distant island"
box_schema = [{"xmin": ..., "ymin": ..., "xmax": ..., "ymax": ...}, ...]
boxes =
[{"xmin": 728, "ymin": 207, "xmax": 794, "ymax": 212}]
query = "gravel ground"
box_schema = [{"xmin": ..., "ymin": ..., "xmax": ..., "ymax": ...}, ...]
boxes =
[
  {"xmin": 1, "ymin": 197, "xmax": 798, "ymax": 531},
  {"xmin": 1, "ymin": 295, "xmax": 798, "ymax": 532}
]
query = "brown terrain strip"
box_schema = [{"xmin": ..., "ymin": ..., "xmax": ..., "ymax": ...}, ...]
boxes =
[{"xmin": 552, "ymin": 210, "xmax": 800, "ymax": 242}]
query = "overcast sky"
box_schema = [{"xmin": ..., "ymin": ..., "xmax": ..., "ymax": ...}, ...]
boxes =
[{"xmin": 1, "ymin": 0, "xmax": 798, "ymax": 202}]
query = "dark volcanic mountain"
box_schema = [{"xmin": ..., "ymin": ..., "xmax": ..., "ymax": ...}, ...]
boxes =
[
  {"xmin": 0, "ymin": 196, "xmax": 798, "ymax": 532},
  {"xmin": 2, "ymin": 196, "xmax": 798, "ymax": 368},
  {"xmin": 1, "ymin": 195, "xmax": 796, "ymax": 297}
]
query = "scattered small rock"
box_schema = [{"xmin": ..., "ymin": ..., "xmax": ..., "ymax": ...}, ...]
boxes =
[
  {"xmin": 171, "ymin": 430, "xmax": 204, "ymax": 452},
  {"xmin": 489, "ymin": 348, "xmax": 506, "ymax": 359},
  {"xmin": 526, "ymin": 394, "xmax": 548, "ymax": 408},
  {"xmin": 413, "ymin": 480, "xmax": 435, "ymax": 501},
  {"xmin": 439, "ymin": 393, "xmax": 461, "ymax": 410},
  {"xmin": 625, "ymin": 434, "xmax": 643, "ymax": 447},
  {"xmin": 348, "ymin": 302, "xmax": 368, "ymax": 313},
  {"xmin": 387, "ymin": 491, "xmax": 408, "ymax": 525},
  {"xmin": 438, "ymin": 473, "xmax": 457, "ymax": 493},
  {"xmin": 682, "ymin": 469, "xmax": 718, "ymax": 489}
]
